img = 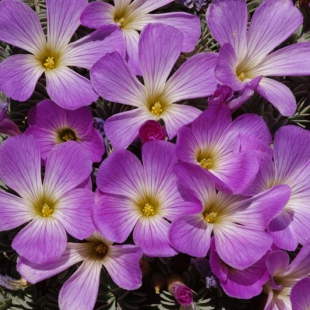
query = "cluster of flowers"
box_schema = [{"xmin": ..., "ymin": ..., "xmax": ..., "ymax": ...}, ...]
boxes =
[{"xmin": 1, "ymin": 0, "xmax": 310, "ymax": 309}]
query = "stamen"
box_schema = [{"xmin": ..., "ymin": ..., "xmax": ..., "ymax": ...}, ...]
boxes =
[
  {"xmin": 62, "ymin": 131, "xmax": 76, "ymax": 142},
  {"xmin": 238, "ymin": 72, "xmax": 246, "ymax": 82},
  {"xmin": 199, "ymin": 158, "xmax": 212, "ymax": 169},
  {"xmin": 42, "ymin": 203, "xmax": 53, "ymax": 217},
  {"xmin": 151, "ymin": 102, "xmax": 163, "ymax": 116},
  {"xmin": 203, "ymin": 212, "xmax": 217, "ymax": 223},
  {"xmin": 95, "ymin": 243, "xmax": 108, "ymax": 256},
  {"xmin": 115, "ymin": 17, "xmax": 125, "ymax": 26},
  {"xmin": 43, "ymin": 56, "xmax": 55, "ymax": 70},
  {"xmin": 142, "ymin": 203, "xmax": 155, "ymax": 216}
]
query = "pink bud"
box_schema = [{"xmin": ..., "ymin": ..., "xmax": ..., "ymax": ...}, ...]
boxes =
[{"xmin": 139, "ymin": 120, "xmax": 166, "ymax": 144}]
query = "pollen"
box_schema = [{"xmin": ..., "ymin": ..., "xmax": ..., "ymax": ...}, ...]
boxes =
[
  {"xmin": 114, "ymin": 17, "xmax": 125, "ymax": 27},
  {"xmin": 199, "ymin": 158, "xmax": 212, "ymax": 169},
  {"xmin": 151, "ymin": 102, "xmax": 163, "ymax": 116},
  {"xmin": 238, "ymin": 72, "xmax": 246, "ymax": 82},
  {"xmin": 62, "ymin": 131, "xmax": 76, "ymax": 142},
  {"xmin": 203, "ymin": 211, "xmax": 217, "ymax": 223},
  {"xmin": 95, "ymin": 243, "xmax": 108, "ymax": 256},
  {"xmin": 42, "ymin": 203, "xmax": 53, "ymax": 217},
  {"xmin": 43, "ymin": 56, "xmax": 55, "ymax": 70},
  {"xmin": 142, "ymin": 203, "xmax": 155, "ymax": 217}
]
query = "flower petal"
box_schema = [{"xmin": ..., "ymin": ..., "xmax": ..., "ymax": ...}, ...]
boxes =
[
  {"xmin": 129, "ymin": 0, "xmax": 173, "ymax": 15},
  {"xmin": 64, "ymin": 25, "xmax": 126, "ymax": 69},
  {"xmin": 17, "ymin": 243, "xmax": 85, "ymax": 283},
  {"xmin": 123, "ymin": 29, "xmax": 141, "ymax": 75},
  {"xmin": 43, "ymin": 142, "xmax": 92, "ymax": 199},
  {"xmin": 142, "ymin": 12, "xmax": 200, "ymax": 52},
  {"xmin": 0, "ymin": 0, "xmax": 45, "ymax": 55},
  {"xmin": 55, "ymin": 189, "xmax": 95, "ymax": 239},
  {"xmin": 256, "ymin": 77, "xmax": 296, "ymax": 116},
  {"xmin": 133, "ymin": 216, "xmax": 177, "ymax": 257},
  {"xmin": 46, "ymin": 0, "xmax": 88, "ymax": 53},
  {"xmin": 0, "ymin": 192, "xmax": 33, "ymax": 231},
  {"xmin": 104, "ymin": 244, "xmax": 143, "ymax": 290},
  {"xmin": 0, "ymin": 135, "xmax": 42, "ymax": 202},
  {"xmin": 246, "ymin": 0, "xmax": 302, "ymax": 65},
  {"xmin": 206, "ymin": 0, "xmax": 247, "ymax": 61},
  {"xmin": 46, "ymin": 66, "xmax": 98, "ymax": 109},
  {"xmin": 164, "ymin": 53, "xmax": 218, "ymax": 102},
  {"xmin": 0, "ymin": 55, "xmax": 44, "ymax": 102},
  {"xmin": 80, "ymin": 1, "xmax": 115, "ymax": 29},
  {"xmin": 266, "ymin": 250, "xmax": 290, "ymax": 277},
  {"xmin": 59, "ymin": 259, "xmax": 102, "ymax": 310},
  {"xmin": 12, "ymin": 217, "xmax": 67, "ymax": 264},
  {"xmin": 139, "ymin": 23, "xmax": 183, "ymax": 95},
  {"xmin": 104, "ymin": 108, "xmax": 152, "ymax": 149},
  {"xmin": 91, "ymin": 51, "xmax": 145, "ymax": 107},
  {"xmin": 291, "ymin": 277, "xmax": 310, "ymax": 310}
]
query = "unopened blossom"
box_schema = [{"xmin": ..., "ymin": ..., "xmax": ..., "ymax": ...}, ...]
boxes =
[
  {"xmin": 139, "ymin": 120, "xmax": 166, "ymax": 143},
  {"xmin": 206, "ymin": 0, "xmax": 310, "ymax": 115},
  {"xmin": 0, "ymin": 102, "xmax": 21, "ymax": 136},
  {"xmin": 263, "ymin": 242, "xmax": 310, "ymax": 310},
  {"xmin": 18, "ymin": 231, "xmax": 142, "ymax": 310},
  {"xmin": 290, "ymin": 277, "xmax": 310, "ymax": 310},
  {"xmin": 91, "ymin": 23, "xmax": 218, "ymax": 149},
  {"xmin": 93, "ymin": 140, "xmax": 200, "ymax": 257},
  {"xmin": 0, "ymin": 135, "xmax": 94, "ymax": 264},
  {"xmin": 176, "ymin": 104, "xmax": 271, "ymax": 194},
  {"xmin": 0, "ymin": 0, "xmax": 125, "ymax": 109},
  {"xmin": 25, "ymin": 100, "xmax": 104, "ymax": 163},
  {"xmin": 244, "ymin": 125, "xmax": 310, "ymax": 251},
  {"xmin": 168, "ymin": 278, "xmax": 193, "ymax": 306},
  {"xmin": 169, "ymin": 164, "xmax": 290, "ymax": 269},
  {"xmin": 81, "ymin": 0, "xmax": 200, "ymax": 74}
]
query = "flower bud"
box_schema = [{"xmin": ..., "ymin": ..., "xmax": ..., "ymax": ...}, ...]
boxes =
[
  {"xmin": 167, "ymin": 276, "xmax": 193, "ymax": 306},
  {"xmin": 139, "ymin": 120, "xmax": 166, "ymax": 144}
]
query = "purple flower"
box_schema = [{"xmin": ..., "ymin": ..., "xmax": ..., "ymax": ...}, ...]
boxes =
[
  {"xmin": 0, "ymin": 0, "xmax": 125, "ymax": 109},
  {"xmin": 91, "ymin": 23, "xmax": 218, "ymax": 149},
  {"xmin": 263, "ymin": 242, "xmax": 310, "ymax": 310},
  {"xmin": 139, "ymin": 120, "xmax": 166, "ymax": 143},
  {"xmin": 168, "ymin": 281, "xmax": 193, "ymax": 306},
  {"xmin": 0, "ymin": 102, "xmax": 21, "ymax": 136},
  {"xmin": 25, "ymin": 100, "xmax": 104, "ymax": 163},
  {"xmin": 176, "ymin": 104, "xmax": 271, "ymax": 194},
  {"xmin": 0, "ymin": 135, "xmax": 94, "ymax": 264},
  {"xmin": 290, "ymin": 277, "xmax": 310, "ymax": 310},
  {"xmin": 169, "ymin": 163, "xmax": 290, "ymax": 269},
  {"xmin": 18, "ymin": 231, "xmax": 142, "ymax": 310},
  {"xmin": 244, "ymin": 125, "xmax": 310, "ymax": 251},
  {"xmin": 81, "ymin": 0, "xmax": 200, "ymax": 74},
  {"xmin": 93, "ymin": 140, "xmax": 200, "ymax": 257},
  {"xmin": 206, "ymin": 0, "xmax": 310, "ymax": 116}
]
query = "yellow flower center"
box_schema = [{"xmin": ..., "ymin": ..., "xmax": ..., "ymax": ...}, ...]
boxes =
[
  {"xmin": 199, "ymin": 158, "xmax": 212, "ymax": 169},
  {"xmin": 203, "ymin": 211, "xmax": 218, "ymax": 223},
  {"xmin": 41, "ymin": 203, "xmax": 53, "ymax": 217},
  {"xmin": 237, "ymin": 72, "xmax": 246, "ymax": 82},
  {"xmin": 115, "ymin": 17, "xmax": 125, "ymax": 27},
  {"xmin": 196, "ymin": 150, "xmax": 215, "ymax": 170},
  {"xmin": 151, "ymin": 102, "xmax": 163, "ymax": 116},
  {"xmin": 43, "ymin": 56, "xmax": 55, "ymax": 70},
  {"xmin": 95, "ymin": 243, "xmax": 108, "ymax": 256},
  {"xmin": 57, "ymin": 128, "xmax": 77, "ymax": 143},
  {"xmin": 142, "ymin": 203, "xmax": 155, "ymax": 217},
  {"xmin": 62, "ymin": 131, "xmax": 76, "ymax": 142}
]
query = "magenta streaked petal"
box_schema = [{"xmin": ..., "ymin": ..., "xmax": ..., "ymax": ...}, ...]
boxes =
[
  {"xmin": 46, "ymin": 67, "xmax": 98, "ymax": 109},
  {"xmin": 0, "ymin": 0, "xmax": 45, "ymax": 55},
  {"xmin": 237, "ymin": 136, "xmax": 272, "ymax": 157},
  {"xmin": 206, "ymin": 0, "xmax": 247, "ymax": 61},
  {"xmin": 162, "ymin": 104, "xmax": 201, "ymax": 140},
  {"xmin": 43, "ymin": 142, "xmax": 92, "ymax": 199},
  {"xmin": 0, "ymin": 192, "xmax": 33, "ymax": 231},
  {"xmin": 176, "ymin": 126, "xmax": 199, "ymax": 164},
  {"xmin": 123, "ymin": 29, "xmax": 141, "ymax": 75},
  {"xmin": 104, "ymin": 244, "xmax": 143, "ymax": 290},
  {"xmin": 80, "ymin": 1, "xmax": 115, "ymax": 29},
  {"xmin": 46, "ymin": 0, "xmax": 88, "ymax": 53},
  {"xmin": 64, "ymin": 25, "xmax": 125, "ymax": 69},
  {"xmin": 266, "ymin": 250, "xmax": 290, "ymax": 277},
  {"xmin": 93, "ymin": 195, "xmax": 140, "ymax": 243},
  {"xmin": 139, "ymin": 24, "xmax": 183, "ymax": 95},
  {"xmin": 165, "ymin": 53, "xmax": 218, "ymax": 102},
  {"xmin": 0, "ymin": 55, "xmax": 44, "ymax": 102},
  {"xmin": 0, "ymin": 135, "xmax": 42, "ymax": 202},
  {"xmin": 17, "ymin": 243, "xmax": 85, "ymax": 283},
  {"xmin": 214, "ymin": 224, "xmax": 272, "ymax": 269},
  {"xmin": 215, "ymin": 43, "xmax": 245, "ymax": 90},
  {"xmin": 80, "ymin": 129, "xmax": 105, "ymax": 163},
  {"xmin": 129, "ymin": 0, "xmax": 173, "ymax": 15},
  {"xmin": 291, "ymin": 278, "xmax": 310, "ymax": 310},
  {"xmin": 169, "ymin": 216, "xmax": 212, "ymax": 257},
  {"xmin": 59, "ymin": 260, "xmax": 102, "ymax": 310},
  {"xmin": 12, "ymin": 217, "xmax": 67, "ymax": 264},
  {"xmin": 55, "ymin": 189, "xmax": 95, "ymax": 240},
  {"xmin": 143, "ymin": 12, "xmax": 200, "ymax": 52},
  {"xmin": 104, "ymin": 108, "xmax": 152, "ymax": 149},
  {"xmin": 256, "ymin": 77, "xmax": 296, "ymax": 116},
  {"xmin": 91, "ymin": 52, "xmax": 145, "ymax": 107},
  {"xmin": 246, "ymin": 0, "xmax": 302, "ymax": 65},
  {"xmin": 133, "ymin": 216, "xmax": 177, "ymax": 257}
]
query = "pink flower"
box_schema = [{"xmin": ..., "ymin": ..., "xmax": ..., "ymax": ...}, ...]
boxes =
[
  {"xmin": 139, "ymin": 120, "xmax": 166, "ymax": 143},
  {"xmin": 168, "ymin": 281, "xmax": 193, "ymax": 306}
]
